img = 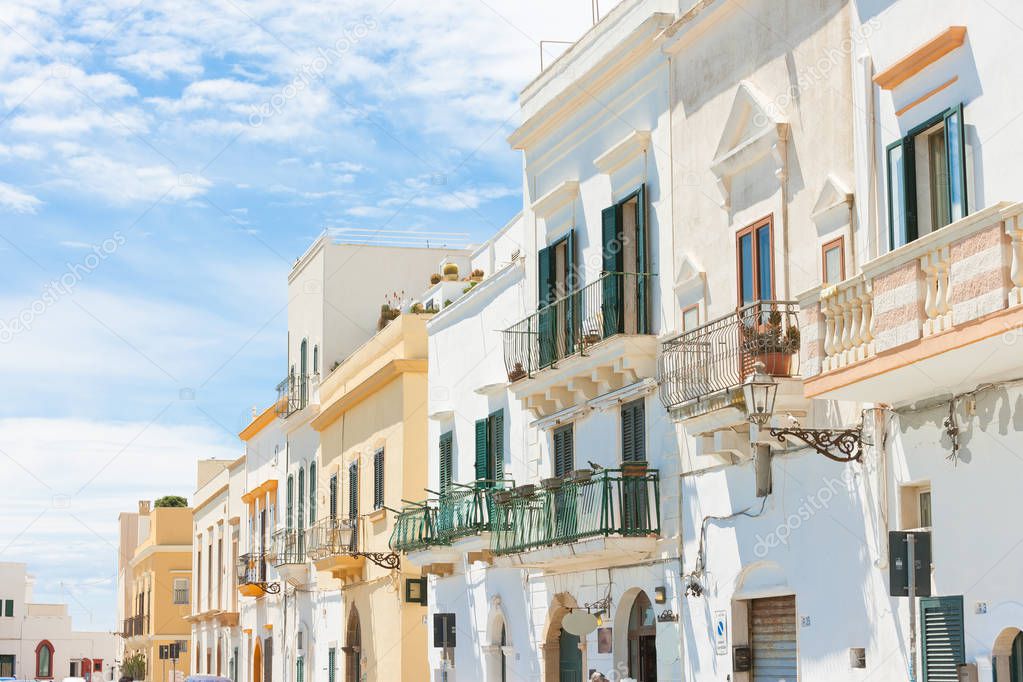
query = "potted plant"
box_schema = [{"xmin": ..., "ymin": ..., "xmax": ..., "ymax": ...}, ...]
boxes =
[
  {"xmin": 470, "ymin": 268, "xmax": 484, "ymax": 282},
  {"xmin": 443, "ymin": 263, "xmax": 459, "ymax": 281},
  {"xmin": 507, "ymin": 362, "xmax": 527, "ymax": 382},
  {"xmin": 462, "ymin": 281, "xmax": 478, "ymax": 294},
  {"xmin": 411, "ymin": 302, "xmax": 425, "ymax": 314},
  {"xmin": 741, "ymin": 310, "xmax": 800, "ymax": 376},
  {"xmin": 621, "ymin": 460, "xmax": 649, "ymax": 477},
  {"xmin": 493, "ymin": 490, "xmax": 513, "ymax": 505},
  {"xmin": 429, "ymin": 273, "xmax": 442, "ymax": 285},
  {"xmin": 378, "ymin": 303, "xmax": 400, "ymax": 330},
  {"xmin": 513, "ymin": 483, "xmax": 536, "ymax": 497}
]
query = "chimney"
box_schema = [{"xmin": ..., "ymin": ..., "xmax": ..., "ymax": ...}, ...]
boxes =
[{"xmin": 138, "ymin": 500, "xmax": 151, "ymax": 515}]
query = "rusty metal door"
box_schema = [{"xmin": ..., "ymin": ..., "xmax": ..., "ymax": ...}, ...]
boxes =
[{"xmin": 750, "ymin": 596, "xmax": 797, "ymax": 682}]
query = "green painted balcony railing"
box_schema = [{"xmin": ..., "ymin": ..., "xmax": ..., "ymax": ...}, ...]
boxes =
[
  {"xmin": 389, "ymin": 503, "xmax": 438, "ymax": 553},
  {"xmin": 490, "ymin": 468, "xmax": 660, "ymax": 555},
  {"xmin": 389, "ymin": 482, "xmax": 513, "ymax": 553}
]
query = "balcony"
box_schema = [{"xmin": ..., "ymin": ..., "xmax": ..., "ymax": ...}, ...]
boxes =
[
  {"xmin": 800, "ymin": 202, "xmax": 1023, "ymax": 405},
  {"xmin": 658, "ymin": 301, "xmax": 805, "ymax": 432},
  {"xmin": 276, "ymin": 373, "xmax": 316, "ymax": 418},
  {"xmin": 267, "ymin": 528, "xmax": 313, "ymax": 587},
  {"xmin": 120, "ymin": 614, "xmax": 148, "ymax": 638},
  {"xmin": 306, "ymin": 517, "xmax": 366, "ymax": 583},
  {"xmin": 503, "ymin": 272, "xmax": 658, "ymax": 417},
  {"xmin": 389, "ymin": 483, "xmax": 510, "ymax": 566},
  {"xmin": 489, "ymin": 468, "xmax": 660, "ymax": 572},
  {"xmin": 236, "ymin": 552, "xmax": 271, "ymax": 597}
]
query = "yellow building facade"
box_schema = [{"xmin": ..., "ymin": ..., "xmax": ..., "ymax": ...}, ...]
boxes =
[
  {"xmin": 309, "ymin": 313, "xmax": 430, "ymax": 682},
  {"xmin": 123, "ymin": 501, "xmax": 193, "ymax": 682}
]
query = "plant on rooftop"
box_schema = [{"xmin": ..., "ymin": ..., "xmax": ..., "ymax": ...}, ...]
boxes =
[
  {"xmin": 429, "ymin": 273, "xmax": 442, "ymax": 285},
  {"xmin": 154, "ymin": 495, "xmax": 187, "ymax": 508},
  {"xmin": 443, "ymin": 263, "xmax": 459, "ymax": 280}
]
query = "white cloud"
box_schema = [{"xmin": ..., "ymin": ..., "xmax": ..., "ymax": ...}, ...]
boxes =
[
  {"xmin": 0, "ymin": 181, "xmax": 43, "ymax": 213},
  {"xmin": 60, "ymin": 153, "xmax": 211, "ymax": 204}
]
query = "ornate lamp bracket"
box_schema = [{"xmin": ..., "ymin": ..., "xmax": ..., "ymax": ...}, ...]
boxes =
[
  {"xmin": 767, "ymin": 426, "xmax": 863, "ymax": 463},
  {"xmin": 357, "ymin": 552, "xmax": 401, "ymax": 570}
]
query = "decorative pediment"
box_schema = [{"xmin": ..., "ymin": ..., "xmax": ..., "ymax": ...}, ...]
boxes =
[
  {"xmin": 531, "ymin": 180, "xmax": 579, "ymax": 220},
  {"xmin": 673, "ymin": 252, "xmax": 706, "ymax": 297},
  {"xmin": 710, "ymin": 81, "xmax": 789, "ymax": 210},
  {"xmin": 594, "ymin": 130, "xmax": 651, "ymax": 174},
  {"xmin": 811, "ymin": 174, "xmax": 853, "ymax": 224}
]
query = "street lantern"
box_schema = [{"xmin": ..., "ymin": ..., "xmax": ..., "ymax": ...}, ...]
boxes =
[{"xmin": 742, "ymin": 361, "xmax": 778, "ymax": 426}]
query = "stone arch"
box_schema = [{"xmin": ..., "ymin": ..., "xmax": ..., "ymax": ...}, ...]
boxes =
[
  {"xmin": 541, "ymin": 592, "xmax": 580, "ymax": 682},
  {"xmin": 345, "ymin": 606, "xmax": 362, "ymax": 682},
  {"xmin": 993, "ymin": 626, "xmax": 1023, "ymax": 681},
  {"xmin": 612, "ymin": 586, "xmax": 644, "ymax": 672}
]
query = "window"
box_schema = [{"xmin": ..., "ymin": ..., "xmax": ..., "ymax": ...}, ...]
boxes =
[
  {"xmin": 328, "ymin": 647, "xmax": 337, "ymax": 682},
  {"xmin": 3, "ymin": 599, "xmax": 12, "ymax": 617},
  {"xmin": 439, "ymin": 432, "xmax": 453, "ymax": 495},
  {"xmin": 173, "ymin": 578, "xmax": 189, "ymax": 605},
  {"xmin": 822, "ymin": 236, "xmax": 845, "ymax": 285},
  {"xmin": 298, "ymin": 467, "xmax": 305, "ymax": 532},
  {"xmin": 313, "ymin": 345, "xmax": 319, "ymax": 375},
  {"xmin": 0, "ymin": 655, "xmax": 14, "ymax": 677},
  {"xmin": 35, "ymin": 640, "xmax": 54, "ymax": 679},
  {"xmin": 373, "ymin": 449, "xmax": 385, "ymax": 510},
  {"xmin": 537, "ymin": 231, "xmax": 577, "ymax": 366},
  {"xmin": 329, "ymin": 474, "xmax": 338, "ymax": 521},
  {"xmin": 621, "ymin": 399, "xmax": 646, "ymax": 463},
  {"xmin": 887, "ymin": 104, "xmax": 967, "ymax": 248},
  {"xmin": 474, "ymin": 411, "xmax": 505, "ymax": 484},
  {"xmin": 207, "ymin": 541, "xmax": 213, "ymax": 607},
  {"xmin": 681, "ymin": 304, "xmax": 700, "ymax": 332},
  {"xmin": 736, "ymin": 216, "xmax": 774, "ymax": 305},
  {"xmin": 900, "ymin": 482, "xmax": 932, "ymax": 529},
  {"xmin": 287, "ymin": 474, "xmax": 294, "ymax": 531},
  {"xmin": 348, "ymin": 462, "xmax": 359, "ymax": 520},
  {"xmin": 600, "ymin": 184, "xmax": 650, "ymax": 336},
  {"xmin": 297, "ymin": 656, "xmax": 305, "ymax": 682},
  {"xmin": 217, "ymin": 537, "xmax": 223, "ymax": 606},
  {"xmin": 309, "ymin": 462, "xmax": 317, "ymax": 524},
  {"xmin": 552, "ymin": 424, "xmax": 574, "ymax": 477}
]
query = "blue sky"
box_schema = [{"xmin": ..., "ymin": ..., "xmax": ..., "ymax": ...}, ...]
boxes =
[{"xmin": 0, "ymin": 0, "xmax": 604, "ymax": 632}]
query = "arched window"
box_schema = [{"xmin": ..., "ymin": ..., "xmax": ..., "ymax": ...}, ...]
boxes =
[
  {"xmin": 345, "ymin": 607, "xmax": 362, "ymax": 682},
  {"xmin": 627, "ymin": 591, "xmax": 656, "ymax": 681},
  {"xmin": 298, "ymin": 467, "xmax": 306, "ymax": 555},
  {"xmin": 309, "ymin": 462, "xmax": 317, "ymax": 525},
  {"xmin": 313, "ymin": 345, "xmax": 319, "ymax": 375},
  {"xmin": 300, "ymin": 339, "xmax": 308, "ymax": 377},
  {"xmin": 35, "ymin": 640, "xmax": 54, "ymax": 679}
]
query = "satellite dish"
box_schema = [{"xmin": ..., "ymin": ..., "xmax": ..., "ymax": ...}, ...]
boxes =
[{"xmin": 562, "ymin": 611, "xmax": 598, "ymax": 636}]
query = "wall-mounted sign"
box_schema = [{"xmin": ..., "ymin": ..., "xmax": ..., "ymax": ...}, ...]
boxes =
[
  {"xmin": 713, "ymin": 611, "xmax": 728, "ymax": 655},
  {"xmin": 597, "ymin": 627, "xmax": 613, "ymax": 654},
  {"xmin": 405, "ymin": 577, "xmax": 427, "ymax": 605}
]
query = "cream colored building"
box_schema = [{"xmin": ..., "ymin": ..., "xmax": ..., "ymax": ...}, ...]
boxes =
[
  {"xmin": 188, "ymin": 458, "xmax": 247, "ymax": 679},
  {"xmin": 122, "ymin": 500, "xmax": 193, "ymax": 682}
]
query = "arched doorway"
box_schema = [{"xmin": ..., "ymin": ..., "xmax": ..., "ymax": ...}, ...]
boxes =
[
  {"xmin": 993, "ymin": 627, "xmax": 1023, "ymax": 681},
  {"xmin": 345, "ymin": 607, "xmax": 362, "ymax": 682},
  {"xmin": 541, "ymin": 593, "xmax": 582, "ymax": 682},
  {"xmin": 252, "ymin": 638, "xmax": 262, "ymax": 682},
  {"xmin": 627, "ymin": 591, "xmax": 657, "ymax": 681}
]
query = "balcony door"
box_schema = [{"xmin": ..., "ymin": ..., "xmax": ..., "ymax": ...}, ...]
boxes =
[
  {"xmin": 538, "ymin": 231, "xmax": 576, "ymax": 367},
  {"xmin": 736, "ymin": 217, "xmax": 776, "ymax": 379},
  {"xmin": 601, "ymin": 184, "xmax": 648, "ymax": 337}
]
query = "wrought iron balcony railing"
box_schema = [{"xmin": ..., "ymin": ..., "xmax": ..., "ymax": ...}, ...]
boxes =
[
  {"xmin": 276, "ymin": 373, "xmax": 313, "ymax": 417},
  {"xmin": 389, "ymin": 503, "xmax": 438, "ymax": 553},
  {"xmin": 268, "ymin": 528, "xmax": 307, "ymax": 567},
  {"xmin": 306, "ymin": 516, "xmax": 359, "ymax": 560},
  {"xmin": 503, "ymin": 272, "xmax": 653, "ymax": 382},
  {"xmin": 121, "ymin": 613, "xmax": 148, "ymax": 637},
  {"xmin": 389, "ymin": 482, "xmax": 513, "ymax": 553},
  {"xmin": 236, "ymin": 552, "xmax": 269, "ymax": 585},
  {"xmin": 657, "ymin": 300, "xmax": 799, "ymax": 410},
  {"xmin": 490, "ymin": 468, "xmax": 660, "ymax": 555}
]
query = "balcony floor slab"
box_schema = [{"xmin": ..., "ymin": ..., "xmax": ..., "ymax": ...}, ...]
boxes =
[{"xmin": 492, "ymin": 535, "xmax": 658, "ymax": 574}]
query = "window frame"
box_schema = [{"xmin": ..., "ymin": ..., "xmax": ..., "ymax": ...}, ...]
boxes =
[
  {"xmin": 620, "ymin": 398, "xmax": 646, "ymax": 463},
  {"xmin": 372, "ymin": 448, "xmax": 385, "ymax": 510},
  {"xmin": 821, "ymin": 236, "xmax": 846, "ymax": 285},
  {"xmin": 887, "ymin": 104, "xmax": 968, "ymax": 250},
  {"xmin": 35, "ymin": 640, "xmax": 54, "ymax": 679},
  {"xmin": 681, "ymin": 304, "xmax": 700, "ymax": 332},
  {"xmin": 735, "ymin": 215, "xmax": 775, "ymax": 305}
]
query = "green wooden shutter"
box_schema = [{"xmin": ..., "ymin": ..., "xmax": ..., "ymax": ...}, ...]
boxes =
[
  {"xmin": 298, "ymin": 468, "xmax": 305, "ymax": 532},
  {"xmin": 634, "ymin": 184, "xmax": 649, "ymax": 334},
  {"xmin": 329, "ymin": 474, "xmax": 338, "ymax": 520},
  {"xmin": 537, "ymin": 245, "xmax": 556, "ymax": 367},
  {"xmin": 553, "ymin": 425, "xmax": 574, "ymax": 476},
  {"xmin": 538, "ymin": 245, "xmax": 554, "ymax": 305},
  {"xmin": 921, "ymin": 595, "xmax": 965, "ymax": 680},
  {"xmin": 309, "ymin": 462, "xmax": 317, "ymax": 524},
  {"xmin": 602, "ymin": 205, "xmax": 623, "ymax": 337},
  {"xmin": 439, "ymin": 432, "xmax": 453, "ymax": 494},
  {"xmin": 565, "ymin": 230, "xmax": 578, "ymax": 356},
  {"xmin": 328, "ymin": 648, "xmax": 336, "ymax": 682},
  {"xmin": 286, "ymin": 475, "xmax": 294, "ymax": 531},
  {"xmin": 621, "ymin": 398, "xmax": 646, "ymax": 463},
  {"xmin": 475, "ymin": 419, "xmax": 489, "ymax": 482},
  {"xmin": 348, "ymin": 463, "xmax": 358, "ymax": 519},
  {"xmin": 373, "ymin": 449, "xmax": 384, "ymax": 509},
  {"xmin": 944, "ymin": 103, "xmax": 967, "ymax": 222},
  {"xmin": 489, "ymin": 410, "xmax": 504, "ymax": 483}
]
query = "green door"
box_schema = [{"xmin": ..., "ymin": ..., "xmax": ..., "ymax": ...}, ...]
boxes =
[{"xmin": 559, "ymin": 628, "xmax": 582, "ymax": 682}]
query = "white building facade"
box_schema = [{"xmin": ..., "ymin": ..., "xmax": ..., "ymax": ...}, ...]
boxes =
[{"xmin": 0, "ymin": 562, "xmax": 115, "ymax": 681}]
